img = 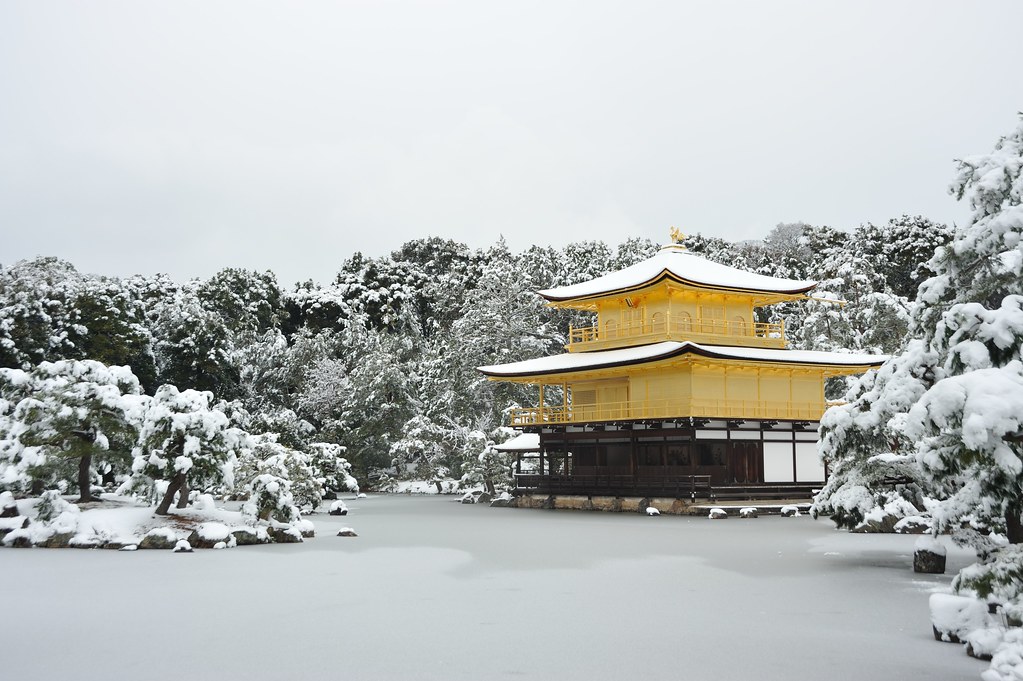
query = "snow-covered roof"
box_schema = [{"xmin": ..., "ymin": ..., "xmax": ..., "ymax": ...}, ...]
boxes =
[
  {"xmin": 494, "ymin": 432, "xmax": 540, "ymax": 452},
  {"xmin": 478, "ymin": 341, "xmax": 886, "ymax": 378},
  {"xmin": 538, "ymin": 245, "xmax": 816, "ymax": 302}
]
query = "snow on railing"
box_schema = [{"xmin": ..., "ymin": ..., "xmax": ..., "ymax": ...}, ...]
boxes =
[{"xmin": 567, "ymin": 316, "xmax": 785, "ymax": 349}]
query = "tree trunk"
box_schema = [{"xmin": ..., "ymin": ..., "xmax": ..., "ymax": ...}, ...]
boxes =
[
  {"xmin": 175, "ymin": 479, "xmax": 190, "ymax": 509},
  {"xmin": 1006, "ymin": 508, "xmax": 1023, "ymax": 545},
  {"xmin": 155, "ymin": 473, "xmax": 187, "ymax": 515},
  {"xmin": 77, "ymin": 454, "xmax": 93, "ymax": 503},
  {"xmin": 485, "ymin": 479, "xmax": 496, "ymax": 496}
]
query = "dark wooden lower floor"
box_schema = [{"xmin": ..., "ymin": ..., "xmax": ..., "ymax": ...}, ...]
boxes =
[
  {"xmin": 515, "ymin": 418, "xmax": 825, "ymax": 497},
  {"xmin": 513, "ymin": 473, "xmax": 819, "ymax": 501}
]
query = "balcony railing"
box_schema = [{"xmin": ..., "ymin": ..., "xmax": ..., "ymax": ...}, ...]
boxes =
[
  {"xmin": 568, "ymin": 316, "xmax": 785, "ymax": 351},
  {"xmin": 509, "ymin": 397, "xmax": 825, "ymax": 426}
]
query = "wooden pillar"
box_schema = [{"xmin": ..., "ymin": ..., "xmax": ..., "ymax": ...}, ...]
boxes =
[
  {"xmin": 629, "ymin": 434, "xmax": 637, "ymax": 478},
  {"xmin": 538, "ymin": 383, "xmax": 545, "ymax": 421}
]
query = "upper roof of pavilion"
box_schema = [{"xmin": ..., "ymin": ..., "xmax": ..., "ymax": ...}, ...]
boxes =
[{"xmin": 538, "ymin": 244, "xmax": 817, "ymax": 307}]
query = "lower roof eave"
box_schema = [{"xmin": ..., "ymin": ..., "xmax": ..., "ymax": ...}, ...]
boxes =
[{"xmin": 478, "ymin": 340, "xmax": 886, "ymax": 381}]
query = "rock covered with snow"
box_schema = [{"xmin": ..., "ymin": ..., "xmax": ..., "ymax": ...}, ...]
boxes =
[
  {"xmin": 295, "ymin": 518, "xmax": 315, "ymax": 538},
  {"xmin": 0, "ymin": 491, "xmax": 18, "ymax": 518},
  {"xmin": 780, "ymin": 506, "xmax": 800, "ymax": 518},
  {"xmin": 914, "ymin": 536, "xmax": 947, "ymax": 574},
  {"xmin": 328, "ymin": 500, "xmax": 348, "ymax": 516},
  {"xmin": 0, "ymin": 516, "xmax": 29, "ymax": 540},
  {"xmin": 138, "ymin": 527, "xmax": 178, "ymax": 550},
  {"xmin": 173, "ymin": 539, "xmax": 193, "ymax": 553},
  {"xmin": 268, "ymin": 525, "xmax": 303, "ymax": 543},
  {"xmin": 894, "ymin": 515, "xmax": 933, "ymax": 534},
  {"xmin": 739, "ymin": 507, "xmax": 758, "ymax": 518},
  {"xmin": 966, "ymin": 626, "xmax": 1004, "ymax": 661},
  {"xmin": 337, "ymin": 527, "xmax": 357, "ymax": 537},
  {"xmin": 646, "ymin": 506, "xmax": 660, "ymax": 516},
  {"xmin": 490, "ymin": 492, "xmax": 517, "ymax": 508},
  {"xmin": 929, "ymin": 593, "xmax": 989, "ymax": 643},
  {"xmin": 230, "ymin": 526, "xmax": 271, "ymax": 546},
  {"xmin": 708, "ymin": 508, "xmax": 728, "ymax": 519},
  {"xmin": 187, "ymin": 522, "xmax": 235, "ymax": 549}
]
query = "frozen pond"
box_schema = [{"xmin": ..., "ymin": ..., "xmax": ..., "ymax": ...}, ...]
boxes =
[{"xmin": 0, "ymin": 495, "xmax": 984, "ymax": 680}]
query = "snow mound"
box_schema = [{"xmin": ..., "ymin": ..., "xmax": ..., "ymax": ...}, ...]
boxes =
[
  {"xmin": 915, "ymin": 536, "xmax": 947, "ymax": 556},
  {"xmin": 983, "ymin": 627, "xmax": 1023, "ymax": 681},
  {"xmin": 929, "ymin": 593, "xmax": 989, "ymax": 643},
  {"xmin": 193, "ymin": 494, "xmax": 218, "ymax": 511}
]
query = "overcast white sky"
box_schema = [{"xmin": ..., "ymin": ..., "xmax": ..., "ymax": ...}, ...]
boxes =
[{"xmin": 1, "ymin": 1, "xmax": 1021, "ymax": 287}]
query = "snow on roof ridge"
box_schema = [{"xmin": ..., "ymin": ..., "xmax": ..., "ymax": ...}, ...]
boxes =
[{"xmin": 538, "ymin": 248, "xmax": 817, "ymax": 301}]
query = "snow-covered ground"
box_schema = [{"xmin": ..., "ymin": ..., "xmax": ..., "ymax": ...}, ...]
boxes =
[{"xmin": 0, "ymin": 495, "xmax": 985, "ymax": 680}]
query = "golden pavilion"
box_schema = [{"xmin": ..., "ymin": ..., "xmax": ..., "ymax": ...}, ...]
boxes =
[{"xmin": 478, "ymin": 239, "xmax": 885, "ymax": 500}]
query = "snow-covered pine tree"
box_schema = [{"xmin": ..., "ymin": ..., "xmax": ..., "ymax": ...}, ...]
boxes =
[
  {"xmin": 459, "ymin": 427, "xmax": 515, "ymax": 495},
  {"xmin": 814, "ymin": 120, "xmax": 1023, "ymax": 670},
  {"xmin": 0, "ymin": 257, "xmax": 85, "ymax": 369},
  {"xmin": 306, "ymin": 442, "xmax": 358, "ymax": 496},
  {"xmin": 0, "ymin": 360, "xmax": 144, "ymax": 502},
  {"xmin": 151, "ymin": 284, "xmax": 241, "ymax": 400},
  {"xmin": 904, "ymin": 115, "xmax": 1023, "ymax": 549},
  {"xmin": 130, "ymin": 384, "xmax": 246, "ymax": 514},
  {"xmin": 235, "ymin": 437, "xmax": 321, "ymax": 515},
  {"xmin": 449, "ymin": 238, "xmax": 560, "ymax": 428}
]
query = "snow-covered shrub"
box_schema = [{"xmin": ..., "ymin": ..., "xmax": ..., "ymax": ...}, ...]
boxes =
[
  {"xmin": 460, "ymin": 430, "xmax": 514, "ymax": 496},
  {"xmin": 34, "ymin": 490, "xmax": 77, "ymax": 523},
  {"xmin": 307, "ymin": 442, "xmax": 358, "ymax": 495},
  {"xmin": 955, "ymin": 545, "xmax": 1023, "ymax": 619},
  {"xmin": 237, "ymin": 437, "xmax": 322, "ymax": 513},
  {"xmin": 243, "ymin": 474, "xmax": 298, "ymax": 524}
]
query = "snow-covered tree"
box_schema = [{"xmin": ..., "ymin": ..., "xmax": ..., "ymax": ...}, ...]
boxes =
[
  {"xmin": 449, "ymin": 239, "xmax": 560, "ymax": 426},
  {"xmin": 0, "ymin": 257, "xmax": 86, "ymax": 369},
  {"xmin": 816, "ymin": 117, "xmax": 1023, "ymax": 542},
  {"xmin": 0, "ymin": 360, "xmax": 144, "ymax": 501},
  {"xmin": 129, "ymin": 385, "xmax": 246, "ymax": 515},
  {"xmin": 857, "ymin": 215, "xmax": 953, "ymax": 300},
  {"xmin": 151, "ymin": 285, "xmax": 240, "ymax": 400},
  {"xmin": 811, "ymin": 339, "xmax": 938, "ymax": 528},
  {"xmin": 460, "ymin": 427, "xmax": 515, "ymax": 495},
  {"xmin": 814, "ymin": 119, "xmax": 1023, "ymax": 677},
  {"xmin": 908, "ymin": 116, "xmax": 1023, "ymax": 548},
  {"xmin": 307, "ymin": 442, "xmax": 358, "ymax": 496},
  {"xmin": 236, "ymin": 437, "xmax": 320, "ymax": 514},
  {"xmin": 197, "ymin": 268, "xmax": 283, "ymax": 337}
]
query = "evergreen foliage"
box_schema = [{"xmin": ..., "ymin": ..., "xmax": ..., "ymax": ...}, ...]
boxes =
[{"xmin": 1, "ymin": 211, "xmax": 956, "ymax": 494}]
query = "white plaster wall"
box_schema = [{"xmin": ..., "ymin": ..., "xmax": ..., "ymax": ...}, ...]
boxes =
[
  {"xmin": 795, "ymin": 442, "xmax": 825, "ymax": 482},
  {"xmin": 763, "ymin": 442, "xmax": 794, "ymax": 483}
]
